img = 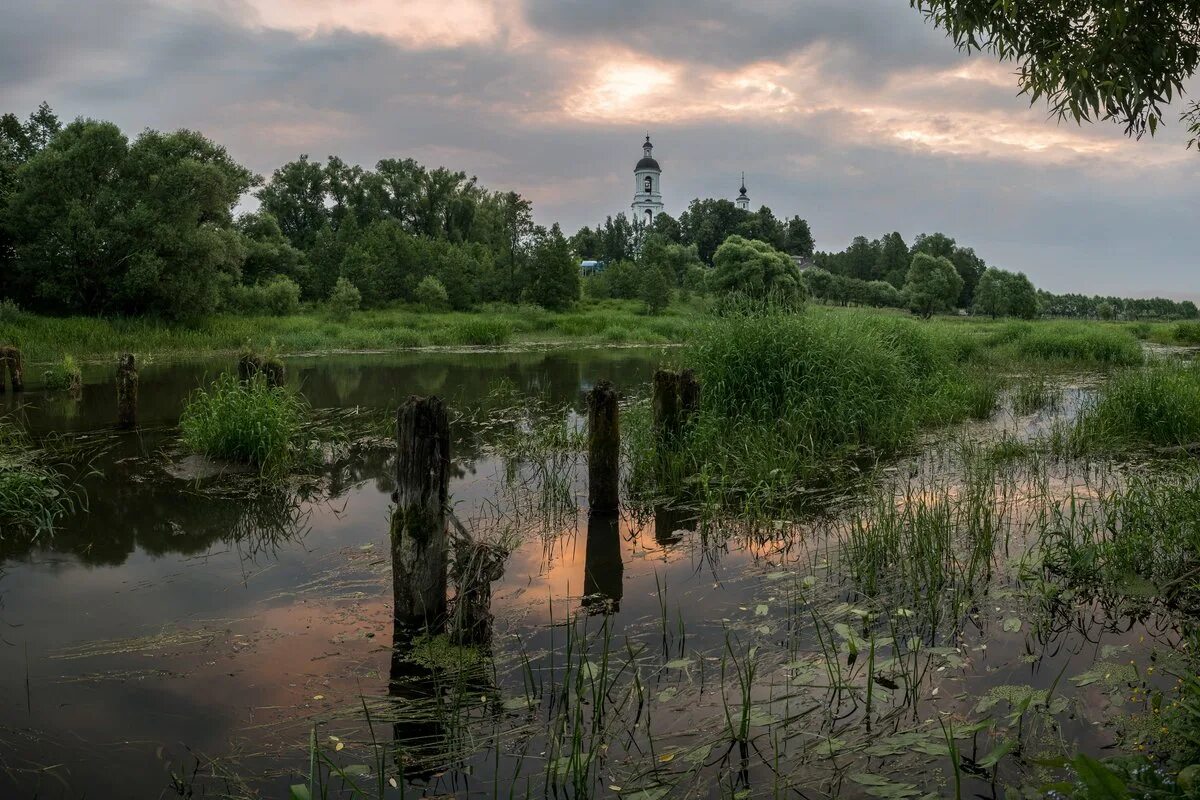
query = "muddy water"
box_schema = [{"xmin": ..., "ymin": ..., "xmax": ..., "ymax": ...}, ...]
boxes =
[{"xmin": 0, "ymin": 351, "xmax": 1180, "ymax": 799}]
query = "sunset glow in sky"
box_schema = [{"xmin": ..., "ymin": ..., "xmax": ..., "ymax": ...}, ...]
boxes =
[{"xmin": 4, "ymin": 0, "xmax": 1197, "ymax": 296}]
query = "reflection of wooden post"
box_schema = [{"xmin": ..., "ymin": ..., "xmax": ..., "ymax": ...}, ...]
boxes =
[
  {"xmin": 116, "ymin": 354, "xmax": 137, "ymax": 429},
  {"xmin": 652, "ymin": 370, "xmax": 682, "ymax": 445},
  {"xmin": 0, "ymin": 347, "xmax": 24, "ymax": 393},
  {"xmin": 587, "ymin": 381, "xmax": 620, "ymax": 514},
  {"xmin": 391, "ymin": 396, "xmax": 450, "ymax": 631},
  {"xmin": 583, "ymin": 512, "xmax": 623, "ymax": 614}
]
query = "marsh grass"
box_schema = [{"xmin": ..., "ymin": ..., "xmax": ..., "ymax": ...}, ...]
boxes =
[
  {"xmin": 980, "ymin": 321, "xmax": 1144, "ymax": 367},
  {"xmin": 179, "ymin": 374, "xmax": 308, "ymax": 475},
  {"xmin": 1068, "ymin": 362, "xmax": 1200, "ymax": 453},
  {"xmin": 42, "ymin": 354, "xmax": 82, "ymax": 392},
  {"xmin": 0, "ymin": 419, "xmax": 81, "ymax": 535}
]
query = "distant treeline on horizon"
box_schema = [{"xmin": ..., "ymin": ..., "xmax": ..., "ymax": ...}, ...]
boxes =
[{"xmin": 1, "ymin": 102, "xmax": 1194, "ymax": 323}]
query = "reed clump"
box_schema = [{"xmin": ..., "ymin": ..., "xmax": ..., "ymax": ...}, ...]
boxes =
[
  {"xmin": 42, "ymin": 354, "xmax": 83, "ymax": 392},
  {"xmin": 984, "ymin": 321, "xmax": 1143, "ymax": 367},
  {"xmin": 1069, "ymin": 363, "xmax": 1200, "ymax": 452},
  {"xmin": 0, "ymin": 419, "xmax": 77, "ymax": 534},
  {"xmin": 179, "ymin": 374, "xmax": 307, "ymax": 475}
]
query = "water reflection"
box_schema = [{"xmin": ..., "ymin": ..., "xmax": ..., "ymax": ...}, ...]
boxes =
[{"xmin": 582, "ymin": 512, "xmax": 623, "ymax": 613}]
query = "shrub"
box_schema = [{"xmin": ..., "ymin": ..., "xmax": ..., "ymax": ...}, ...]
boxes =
[
  {"xmin": 179, "ymin": 374, "xmax": 306, "ymax": 474},
  {"xmin": 639, "ymin": 263, "xmax": 672, "ymax": 315},
  {"xmin": 42, "ymin": 355, "xmax": 82, "ymax": 392},
  {"xmin": 0, "ymin": 299, "xmax": 25, "ymax": 324},
  {"xmin": 226, "ymin": 276, "xmax": 302, "ymax": 316},
  {"xmin": 711, "ymin": 235, "xmax": 806, "ymax": 305},
  {"xmin": 1174, "ymin": 321, "xmax": 1200, "ymax": 344},
  {"xmin": 414, "ymin": 275, "xmax": 450, "ymax": 311},
  {"xmin": 327, "ymin": 277, "xmax": 361, "ymax": 321}
]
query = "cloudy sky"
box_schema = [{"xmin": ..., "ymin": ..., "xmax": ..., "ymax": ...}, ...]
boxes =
[{"xmin": 2, "ymin": 0, "xmax": 1197, "ymax": 297}]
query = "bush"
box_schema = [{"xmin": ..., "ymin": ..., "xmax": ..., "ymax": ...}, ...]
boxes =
[
  {"xmin": 639, "ymin": 264, "xmax": 672, "ymax": 315},
  {"xmin": 1174, "ymin": 322, "xmax": 1200, "ymax": 344},
  {"xmin": 711, "ymin": 235, "xmax": 806, "ymax": 305},
  {"xmin": 414, "ymin": 275, "xmax": 451, "ymax": 311},
  {"xmin": 42, "ymin": 355, "xmax": 82, "ymax": 392},
  {"xmin": 179, "ymin": 374, "xmax": 306, "ymax": 474},
  {"xmin": 0, "ymin": 299, "xmax": 25, "ymax": 324},
  {"xmin": 327, "ymin": 277, "xmax": 361, "ymax": 321},
  {"xmin": 226, "ymin": 276, "xmax": 302, "ymax": 316}
]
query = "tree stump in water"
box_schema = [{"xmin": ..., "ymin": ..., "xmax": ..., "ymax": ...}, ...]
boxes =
[
  {"xmin": 679, "ymin": 368, "xmax": 701, "ymax": 424},
  {"xmin": 237, "ymin": 353, "xmax": 286, "ymax": 388},
  {"xmin": 116, "ymin": 353, "xmax": 138, "ymax": 429},
  {"xmin": 450, "ymin": 535, "xmax": 508, "ymax": 646},
  {"xmin": 652, "ymin": 369, "xmax": 682, "ymax": 445},
  {"xmin": 0, "ymin": 347, "xmax": 24, "ymax": 393},
  {"xmin": 587, "ymin": 381, "xmax": 620, "ymax": 514},
  {"xmin": 391, "ymin": 395, "xmax": 450, "ymax": 632}
]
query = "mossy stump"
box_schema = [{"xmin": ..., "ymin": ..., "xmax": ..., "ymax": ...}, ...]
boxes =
[
  {"xmin": 116, "ymin": 353, "xmax": 138, "ymax": 429},
  {"xmin": 237, "ymin": 353, "xmax": 287, "ymax": 388},
  {"xmin": 0, "ymin": 347, "xmax": 24, "ymax": 393},
  {"xmin": 391, "ymin": 395, "xmax": 450, "ymax": 632},
  {"xmin": 587, "ymin": 380, "xmax": 620, "ymax": 514}
]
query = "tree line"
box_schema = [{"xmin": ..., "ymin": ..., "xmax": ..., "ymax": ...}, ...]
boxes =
[{"xmin": 0, "ymin": 104, "xmax": 581, "ymax": 320}]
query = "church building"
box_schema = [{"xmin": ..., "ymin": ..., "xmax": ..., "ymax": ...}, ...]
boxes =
[
  {"xmin": 631, "ymin": 135, "xmax": 664, "ymax": 226},
  {"xmin": 630, "ymin": 135, "xmax": 750, "ymax": 224}
]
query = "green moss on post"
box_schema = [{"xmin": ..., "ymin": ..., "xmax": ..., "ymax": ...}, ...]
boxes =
[
  {"xmin": 391, "ymin": 395, "xmax": 450, "ymax": 632},
  {"xmin": 116, "ymin": 353, "xmax": 138, "ymax": 429},
  {"xmin": 587, "ymin": 380, "xmax": 620, "ymax": 514}
]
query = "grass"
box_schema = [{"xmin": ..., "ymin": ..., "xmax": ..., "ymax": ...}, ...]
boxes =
[
  {"xmin": 1068, "ymin": 362, "xmax": 1200, "ymax": 453},
  {"xmin": 0, "ymin": 299, "xmax": 699, "ymax": 363},
  {"xmin": 0, "ymin": 418, "xmax": 80, "ymax": 535},
  {"xmin": 979, "ymin": 320, "xmax": 1144, "ymax": 367},
  {"xmin": 41, "ymin": 354, "xmax": 82, "ymax": 392},
  {"xmin": 179, "ymin": 374, "xmax": 308, "ymax": 475},
  {"xmin": 627, "ymin": 309, "xmax": 1002, "ymax": 508}
]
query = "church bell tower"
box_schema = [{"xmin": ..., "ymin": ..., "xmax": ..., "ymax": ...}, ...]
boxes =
[
  {"xmin": 736, "ymin": 172, "xmax": 750, "ymax": 211},
  {"xmin": 632, "ymin": 135, "xmax": 664, "ymax": 226}
]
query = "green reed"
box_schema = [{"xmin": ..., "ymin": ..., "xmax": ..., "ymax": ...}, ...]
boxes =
[{"xmin": 179, "ymin": 373, "xmax": 308, "ymax": 475}]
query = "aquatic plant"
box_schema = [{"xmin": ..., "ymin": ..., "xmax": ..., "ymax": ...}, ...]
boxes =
[
  {"xmin": 1071, "ymin": 362, "xmax": 1200, "ymax": 452},
  {"xmin": 0, "ymin": 418, "xmax": 79, "ymax": 535},
  {"xmin": 42, "ymin": 354, "xmax": 82, "ymax": 392},
  {"xmin": 179, "ymin": 374, "xmax": 307, "ymax": 474}
]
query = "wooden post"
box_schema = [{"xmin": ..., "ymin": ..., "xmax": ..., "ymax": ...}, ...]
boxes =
[
  {"xmin": 391, "ymin": 395, "xmax": 450, "ymax": 631},
  {"xmin": 238, "ymin": 353, "xmax": 286, "ymax": 388},
  {"xmin": 116, "ymin": 353, "xmax": 138, "ymax": 429},
  {"xmin": 587, "ymin": 380, "xmax": 620, "ymax": 514},
  {"xmin": 450, "ymin": 535, "xmax": 507, "ymax": 646},
  {"xmin": 652, "ymin": 369, "xmax": 682, "ymax": 445},
  {"xmin": 1, "ymin": 347, "xmax": 24, "ymax": 393}
]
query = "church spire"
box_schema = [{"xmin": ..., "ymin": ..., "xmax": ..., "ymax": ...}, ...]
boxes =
[{"xmin": 736, "ymin": 172, "xmax": 750, "ymax": 210}]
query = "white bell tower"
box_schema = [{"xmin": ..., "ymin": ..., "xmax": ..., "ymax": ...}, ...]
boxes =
[
  {"xmin": 736, "ymin": 172, "xmax": 750, "ymax": 211},
  {"xmin": 631, "ymin": 134, "xmax": 664, "ymax": 226}
]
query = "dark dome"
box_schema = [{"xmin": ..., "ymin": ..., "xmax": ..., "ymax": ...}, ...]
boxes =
[{"xmin": 635, "ymin": 157, "xmax": 661, "ymax": 172}]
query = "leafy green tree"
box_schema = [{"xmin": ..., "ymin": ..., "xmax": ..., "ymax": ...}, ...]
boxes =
[
  {"xmin": 737, "ymin": 206, "xmax": 788, "ymax": 251},
  {"xmin": 641, "ymin": 233, "xmax": 702, "ymax": 285},
  {"xmin": 679, "ymin": 198, "xmax": 746, "ymax": 264},
  {"xmin": 238, "ymin": 211, "xmax": 307, "ymax": 286},
  {"xmin": 639, "ymin": 263, "xmax": 672, "ymax": 314},
  {"xmin": 414, "ymin": 275, "xmax": 450, "ymax": 311},
  {"xmin": 1004, "ymin": 271, "xmax": 1039, "ymax": 319},
  {"xmin": 604, "ymin": 260, "xmax": 641, "ymax": 300},
  {"xmin": 711, "ymin": 235, "xmax": 806, "ymax": 304},
  {"xmin": 258, "ymin": 155, "xmax": 329, "ymax": 251},
  {"xmin": 972, "ymin": 268, "xmax": 1038, "ymax": 319},
  {"xmin": 570, "ymin": 224, "xmax": 600, "ymax": 259},
  {"xmin": 911, "ymin": 1, "xmax": 1200, "ymax": 148},
  {"xmin": 876, "ymin": 232, "xmax": 910, "ymax": 287},
  {"xmin": 650, "ymin": 211, "xmax": 682, "ymax": 243},
  {"xmin": 327, "ymin": 276, "xmax": 361, "ymax": 321},
  {"xmin": 972, "ymin": 269, "xmax": 1005, "ymax": 318},
  {"xmin": 903, "ymin": 253, "xmax": 963, "ymax": 318},
  {"xmin": 844, "ymin": 235, "xmax": 882, "ymax": 280},
  {"xmin": 784, "ymin": 216, "xmax": 815, "ymax": 258},
  {"xmin": 525, "ymin": 224, "xmax": 579, "ymax": 311},
  {"xmin": 6, "ymin": 120, "xmax": 252, "ymax": 319},
  {"xmin": 339, "ymin": 219, "xmax": 421, "ymax": 304}
]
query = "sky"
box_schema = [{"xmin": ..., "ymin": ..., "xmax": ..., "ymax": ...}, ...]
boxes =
[{"xmin": 1, "ymin": 0, "xmax": 1197, "ymax": 298}]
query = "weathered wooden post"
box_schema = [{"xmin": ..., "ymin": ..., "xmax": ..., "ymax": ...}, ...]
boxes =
[
  {"xmin": 236, "ymin": 354, "xmax": 258, "ymax": 383},
  {"xmin": 583, "ymin": 511, "xmax": 623, "ymax": 614},
  {"xmin": 587, "ymin": 380, "xmax": 620, "ymax": 514},
  {"xmin": 238, "ymin": 352, "xmax": 286, "ymax": 388},
  {"xmin": 391, "ymin": 395, "xmax": 451, "ymax": 631},
  {"xmin": 652, "ymin": 369, "xmax": 682, "ymax": 445},
  {"xmin": 450, "ymin": 534, "xmax": 507, "ymax": 645},
  {"xmin": 0, "ymin": 347, "xmax": 24, "ymax": 393},
  {"xmin": 116, "ymin": 353, "xmax": 138, "ymax": 429}
]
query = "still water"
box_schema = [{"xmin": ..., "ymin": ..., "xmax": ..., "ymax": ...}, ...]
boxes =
[{"xmin": 0, "ymin": 349, "xmax": 1180, "ymax": 799}]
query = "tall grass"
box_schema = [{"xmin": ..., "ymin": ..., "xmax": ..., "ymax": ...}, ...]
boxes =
[
  {"xmin": 179, "ymin": 374, "xmax": 307, "ymax": 475},
  {"xmin": 0, "ymin": 419, "xmax": 79, "ymax": 535},
  {"xmin": 629, "ymin": 310, "xmax": 998, "ymax": 507},
  {"xmin": 1069, "ymin": 362, "xmax": 1200, "ymax": 452},
  {"xmin": 982, "ymin": 321, "xmax": 1144, "ymax": 367}
]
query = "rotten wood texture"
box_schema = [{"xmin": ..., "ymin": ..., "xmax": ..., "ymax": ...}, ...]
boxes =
[
  {"xmin": 116, "ymin": 353, "xmax": 138, "ymax": 429},
  {"xmin": 0, "ymin": 347, "xmax": 24, "ymax": 393},
  {"xmin": 587, "ymin": 380, "xmax": 620, "ymax": 513},
  {"xmin": 391, "ymin": 395, "xmax": 451, "ymax": 631}
]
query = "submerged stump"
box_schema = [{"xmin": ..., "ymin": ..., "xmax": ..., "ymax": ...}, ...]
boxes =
[
  {"xmin": 0, "ymin": 346, "xmax": 24, "ymax": 393},
  {"xmin": 237, "ymin": 353, "xmax": 287, "ymax": 388},
  {"xmin": 652, "ymin": 369, "xmax": 682, "ymax": 446},
  {"xmin": 116, "ymin": 353, "xmax": 138, "ymax": 429},
  {"xmin": 450, "ymin": 534, "xmax": 507, "ymax": 646},
  {"xmin": 391, "ymin": 395, "xmax": 451, "ymax": 632},
  {"xmin": 587, "ymin": 380, "xmax": 620, "ymax": 514}
]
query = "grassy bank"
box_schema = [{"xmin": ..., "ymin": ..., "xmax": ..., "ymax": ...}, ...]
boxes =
[{"xmin": 0, "ymin": 300, "xmax": 700, "ymax": 364}]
